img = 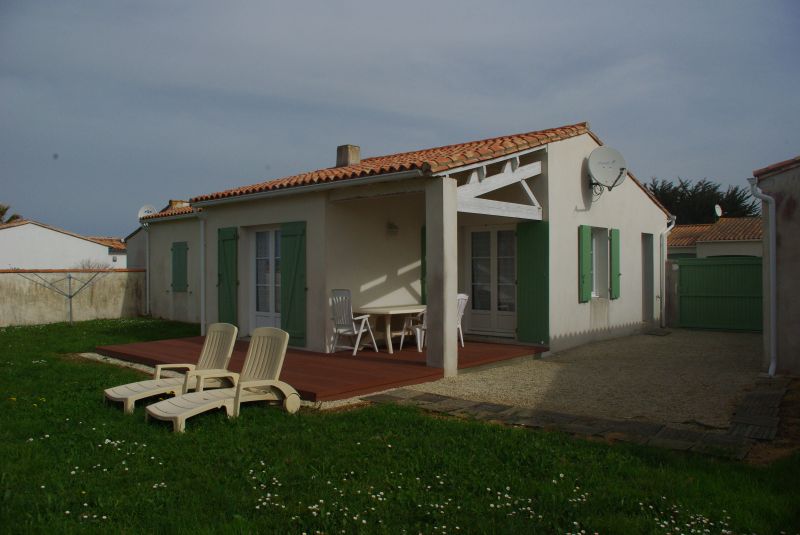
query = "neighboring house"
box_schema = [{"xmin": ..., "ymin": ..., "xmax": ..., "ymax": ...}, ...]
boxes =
[
  {"xmin": 0, "ymin": 219, "xmax": 126, "ymax": 269},
  {"xmin": 668, "ymin": 217, "xmax": 763, "ymax": 259},
  {"xmin": 136, "ymin": 122, "xmax": 670, "ymax": 374},
  {"xmin": 753, "ymin": 155, "xmax": 800, "ymax": 375}
]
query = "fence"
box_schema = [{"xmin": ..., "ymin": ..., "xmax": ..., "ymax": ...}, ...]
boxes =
[
  {"xmin": 0, "ymin": 269, "xmax": 145, "ymax": 327},
  {"xmin": 665, "ymin": 258, "xmax": 762, "ymax": 331}
]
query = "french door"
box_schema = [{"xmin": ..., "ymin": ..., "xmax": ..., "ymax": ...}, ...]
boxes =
[
  {"xmin": 253, "ymin": 230, "xmax": 281, "ymax": 329},
  {"xmin": 466, "ymin": 227, "xmax": 516, "ymax": 336}
]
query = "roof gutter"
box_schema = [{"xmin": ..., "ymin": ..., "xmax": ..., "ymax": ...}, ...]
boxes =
[
  {"xmin": 190, "ymin": 169, "xmax": 426, "ymax": 208},
  {"xmin": 748, "ymin": 177, "xmax": 777, "ymax": 376}
]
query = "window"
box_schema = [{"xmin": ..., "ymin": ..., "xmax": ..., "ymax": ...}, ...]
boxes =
[
  {"xmin": 591, "ymin": 227, "xmax": 609, "ymax": 298},
  {"xmin": 255, "ymin": 230, "xmax": 280, "ymax": 315},
  {"xmin": 579, "ymin": 226, "xmax": 620, "ymax": 302},
  {"xmin": 171, "ymin": 241, "xmax": 188, "ymax": 292}
]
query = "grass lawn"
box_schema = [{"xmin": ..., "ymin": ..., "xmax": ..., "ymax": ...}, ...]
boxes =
[{"xmin": 1, "ymin": 319, "xmax": 798, "ymax": 533}]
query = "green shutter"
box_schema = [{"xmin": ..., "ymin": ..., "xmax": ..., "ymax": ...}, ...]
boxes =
[
  {"xmin": 171, "ymin": 241, "xmax": 188, "ymax": 292},
  {"xmin": 517, "ymin": 221, "xmax": 549, "ymax": 345},
  {"xmin": 281, "ymin": 221, "xmax": 307, "ymax": 347},
  {"xmin": 420, "ymin": 225, "xmax": 426, "ymax": 305},
  {"xmin": 578, "ymin": 225, "xmax": 592, "ymax": 303},
  {"xmin": 218, "ymin": 227, "xmax": 238, "ymax": 325},
  {"xmin": 610, "ymin": 228, "xmax": 621, "ymax": 299}
]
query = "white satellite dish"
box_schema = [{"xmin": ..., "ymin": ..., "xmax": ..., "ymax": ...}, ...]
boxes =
[
  {"xmin": 137, "ymin": 204, "xmax": 158, "ymax": 219},
  {"xmin": 587, "ymin": 146, "xmax": 627, "ymax": 190},
  {"xmin": 714, "ymin": 204, "xmax": 723, "ymax": 217}
]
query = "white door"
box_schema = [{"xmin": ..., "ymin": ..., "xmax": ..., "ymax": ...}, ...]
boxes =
[
  {"xmin": 254, "ymin": 230, "xmax": 281, "ymax": 329},
  {"xmin": 466, "ymin": 227, "xmax": 516, "ymax": 336}
]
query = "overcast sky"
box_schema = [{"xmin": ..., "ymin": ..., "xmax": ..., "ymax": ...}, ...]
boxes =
[{"xmin": 1, "ymin": 1, "xmax": 798, "ymax": 237}]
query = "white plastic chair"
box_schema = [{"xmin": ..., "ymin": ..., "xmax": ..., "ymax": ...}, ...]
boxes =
[
  {"xmin": 399, "ymin": 294, "xmax": 469, "ymax": 352},
  {"xmin": 330, "ymin": 289, "xmax": 378, "ymax": 356}
]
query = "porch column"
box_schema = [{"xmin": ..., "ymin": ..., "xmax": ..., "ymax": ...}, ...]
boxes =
[{"xmin": 425, "ymin": 176, "xmax": 458, "ymax": 376}]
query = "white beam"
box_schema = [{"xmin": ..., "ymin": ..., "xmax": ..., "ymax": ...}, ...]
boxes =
[
  {"xmin": 456, "ymin": 161, "xmax": 541, "ymax": 198},
  {"xmin": 458, "ymin": 197, "xmax": 542, "ymax": 220}
]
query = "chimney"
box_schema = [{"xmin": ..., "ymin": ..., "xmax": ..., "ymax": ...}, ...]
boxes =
[{"xmin": 336, "ymin": 144, "xmax": 361, "ymax": 167}]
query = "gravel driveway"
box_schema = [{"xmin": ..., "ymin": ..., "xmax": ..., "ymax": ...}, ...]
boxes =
[{"xmin": 405, "ymin": 329, "xmax": 763, "ymax": 429}]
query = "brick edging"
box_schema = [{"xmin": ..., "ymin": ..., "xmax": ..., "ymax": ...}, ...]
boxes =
[{"xmin": 363, "ymin": 377, "xmax": 791, "ymax": 460}]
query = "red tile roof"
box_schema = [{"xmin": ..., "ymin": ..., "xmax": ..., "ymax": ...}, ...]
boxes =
[
  {"xmin": 0, "ymin": 220, "xmax": 126, "ymax": 250},
  {"xmin": 191, "ymin": 122, "xmax": 592, "ymax": 203},
  {"xmin": 668, "ymin": 224, "xmax": 712, "ymax": 247},
  {"xmin": 753, "ymin": 155, "xmax": 800, "ymax": 180},
  {"xmin": 669, "ymin": 217, "xmax": 762, "ymax": 247},
  {"xmin": 140, "ymin": 205, "xmax": 197, "ymax": 221},
  {"xmin": 87, "ymin": 236, "xmax": 126, "ymax": 250},
  {"xmin": 696, "ymin": 217, "xmax": 762, "ymax": 243}
]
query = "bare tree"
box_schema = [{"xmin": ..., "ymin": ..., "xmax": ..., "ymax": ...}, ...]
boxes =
[{"xmin": 74, "ymin": 259, "xmax": 112, "ymax": 269}]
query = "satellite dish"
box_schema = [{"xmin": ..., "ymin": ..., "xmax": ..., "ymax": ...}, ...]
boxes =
[
  {"xmin": 587, "ymin": 146, "xmax": 627, "ymax": 190},
  {"xmin": 714, "ymin": 204, "xmax": 723, "ymax": 217},
  {"xmin": 137, "ymin": 204, "xmax": 158, "ymax": 219}
]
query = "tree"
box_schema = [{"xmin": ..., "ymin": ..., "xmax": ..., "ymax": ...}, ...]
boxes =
[
  {"xmin": 0, "ymin": 204, "xmax": 21, "ymax": 224},
  {"xmin": 646, "ymin": 178, "xmax": 759, "ymax": 224}
]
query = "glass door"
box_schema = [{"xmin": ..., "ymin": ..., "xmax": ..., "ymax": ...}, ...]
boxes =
[
  {"xmin": 467, "ymin": 227, "xmax": 516, "ymax": 336},
  {"xmin": 254, "ymin": 230, "xmax": 281, "ymax": 329}
]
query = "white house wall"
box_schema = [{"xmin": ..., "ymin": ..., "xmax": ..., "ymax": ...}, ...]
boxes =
[
  {"xmin": 147, "ymin": 218, "xmax": 201, "ymax": 324},
  {"xmin": 759, "ymin": 165, "xmax": 800, "ymax": 375},
  {"xmin": 200, "ymin": 192, "xmax": 328, "ymax": 351},
  {"xmin": 546, "ymin": 134, "xmax": 668, "ymax": 351},
  {"xmin": 0, "ymin": 223, "xmax": 123, "ymax": 269},
  {"xmin": 324, "ymin": 190, "xmax": 426, "ymax": 351},
  {"xmin": 125, "ymin": 230, "xmax": 147, "ymax": 268}
]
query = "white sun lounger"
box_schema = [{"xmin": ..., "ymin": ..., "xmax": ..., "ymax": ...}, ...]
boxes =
[
  {"xmin": 145, "ymin": 327, "xmax": 300, "ymax": 432},
  {"xmin": 104, "ymin": 323, "xmax": 239, "ymax": 413}
]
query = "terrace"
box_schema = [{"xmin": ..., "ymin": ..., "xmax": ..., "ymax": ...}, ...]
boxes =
[{"xmin": 96, "ymin": 337, "xmax": 546, "ymax": 402}]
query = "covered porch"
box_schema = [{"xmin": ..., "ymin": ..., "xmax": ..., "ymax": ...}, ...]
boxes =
[
  {"xmin": 320, "ymin": 145, "xmax": 548, "ymax": 376},
  {"xmin": 96, "ymin": 338, "xmax": 546, "ymax": 402}
]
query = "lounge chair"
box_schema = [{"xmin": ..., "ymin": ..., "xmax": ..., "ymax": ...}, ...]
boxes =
[
  {"xmin": 145, "ymin": 327, "xmax": 300, "ymax": 432},
  {"xmin": 104, "ymin": 323, "xmax": 239, "ymax": 413}
]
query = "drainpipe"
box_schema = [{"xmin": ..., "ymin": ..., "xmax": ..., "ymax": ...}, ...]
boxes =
[
  {"xmin": 199, "ymin": 215, "xmax": 207, "ymax": 335},
  {"xmin": 143, "ymin": 222, "xmax": 151, "ymax": 316},
  {"xmin": 748, "ymin": 177, "xmax": 777, "ymax": 376},
  {"xmin": 659, "ymin": 215, "xmax": 676, "ymax": 328}
]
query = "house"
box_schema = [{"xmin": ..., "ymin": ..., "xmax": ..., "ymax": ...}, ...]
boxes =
[
  {"xmin": 137, "ymin": 122, "xmax": 670, "ymax": 375},
  {"xmin": 668, "ymin": 217, "xmax": 762, "ymax": 259},
  {"xmin": 752, "ymin": 155, "xmax": 800, "ymax": 375},
  {"xmin": 0, "ymin": 219, "xmax": 126, "ymax": 269}
]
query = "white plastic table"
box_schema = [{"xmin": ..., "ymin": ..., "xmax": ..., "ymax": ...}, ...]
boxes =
[{"xmin": 354, "ymin": 304, "xmax": 426, "ymax": 354}]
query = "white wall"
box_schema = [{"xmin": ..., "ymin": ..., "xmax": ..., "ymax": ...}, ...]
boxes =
[
  {"xmin": 546, "ymin": 134, "xmax": 669, "ymax": 351},
  {"xmin": 0, "ymin": 271, "xmax": 144, "ymax": 326},
  {"xmin": 325, "ymin": 187, "xmax": 426, "ymax": 351},
  {"xmin": 0, "ymin": 223, "xmax": 123, "ymax": 269},
  {"xmin": 697, "ymin": 240, "xmax": 762, "ymax": 258},
  {"xmin": 199, "ymin": 192, "xmax": 328, "ymax": 350},
  {"xmin": 146, "ymin": 218, "xmax": 201, "ymax": 324},
  {"xmin": 125, "ymin": 229, "xmax": 146, "ymax": 268}
]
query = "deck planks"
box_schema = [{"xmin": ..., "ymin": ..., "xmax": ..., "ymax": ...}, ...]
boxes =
[{"xmin": 96, "ymin": 338, "xmax": 545, "ymax": 402}]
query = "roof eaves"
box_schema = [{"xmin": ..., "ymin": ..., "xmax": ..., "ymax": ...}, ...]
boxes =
[{"xmin": 753, "ymin": 155, "xmax": 800, "ymax": 180}]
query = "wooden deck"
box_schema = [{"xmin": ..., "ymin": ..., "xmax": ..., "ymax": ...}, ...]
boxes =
[{"xmin": 96, "ymin": 338, "xmax": 546, "ymax": 402}]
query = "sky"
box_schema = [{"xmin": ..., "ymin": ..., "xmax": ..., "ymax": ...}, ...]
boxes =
[{"xmin": 1, "ymin": 1, "xmax": 798, "ymax": 237}]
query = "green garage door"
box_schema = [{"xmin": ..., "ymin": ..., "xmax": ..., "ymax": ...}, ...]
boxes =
[{"xmin": 676, "ymin": 257, "xmax": 762, "ymax": 331}]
